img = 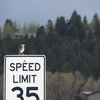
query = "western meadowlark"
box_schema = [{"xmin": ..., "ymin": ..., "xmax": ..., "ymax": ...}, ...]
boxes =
[{"xmin": 18, "ymin": 44, "xmax": 25, "ymax": 55}]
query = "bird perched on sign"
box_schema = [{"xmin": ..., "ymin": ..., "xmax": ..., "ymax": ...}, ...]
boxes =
[{"xmin": 18, "ymin": 44, "xmax": 25, "ymax": 55}]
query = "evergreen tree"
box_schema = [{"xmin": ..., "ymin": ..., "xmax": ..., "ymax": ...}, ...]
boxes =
[
  {"xmin": 67, "ymin": 15, "xmax": 86, "ymax": 42},
  {"xmin": 93, "ymin": 13, "xmax": 99, "ymax": 21},
  {"xmin": 83, "ymin": 16, "xmax": 89, "ymax": 31},
  {"xmin": 23, "ymin": 34, "xmax": 29, "ymax": 54},
  {"xmin": 36, "ymin": 26, "xmax": 46, "ymax": 38},
  {"xmin": 55, "ymin": 16, "xmax": 66, "ymax": 36},
  {"xmin": 94, "ymin": 19, "xmax": 100, "ymax": 39},
  {"xmin": 70, "ymin": 10, "xmax": 78, "ymax": 22},
  {"xmin": 46, "ymin": 19, "xmax": 54, "ymax": 33},
  {"xmin": 28, "ymin": 35, "xmax": 35, "ymax": 54},
  {"xmin": 83, "ymin": 16, "xmax": 88, "ymax": 25},
  {"xmin": 87, "ymin": 30, "xmax": 93, "ymax": 40},
  {"xmin": 35, "ymin": 35, "xmax": 47, "ymax": 54}
]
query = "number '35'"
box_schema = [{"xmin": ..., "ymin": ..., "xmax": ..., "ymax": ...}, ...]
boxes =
[{"xmin": 12, "ymin": 87, "xmax": 39, "ymax": 100}]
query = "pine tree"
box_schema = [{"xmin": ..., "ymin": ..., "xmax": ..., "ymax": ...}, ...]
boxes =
[
  {"xmin": 55, "ymin": 16, "xmax": 66, "ymax": 36},
  {"xmin": 46, "ymin": 19, "xmax": 54, "ymax": 33}
]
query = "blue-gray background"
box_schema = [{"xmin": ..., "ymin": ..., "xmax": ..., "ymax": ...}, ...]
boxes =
[{"xmin": 0, "ymin": 0, "xmax": 100, "ymax": 27}]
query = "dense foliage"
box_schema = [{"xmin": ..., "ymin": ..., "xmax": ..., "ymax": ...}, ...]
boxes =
[{"xmin": 0, "ymin": 10, "xmax": 100, "ymax": 80}]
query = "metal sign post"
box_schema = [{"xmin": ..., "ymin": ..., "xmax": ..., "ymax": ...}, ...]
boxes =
[{"xmin": 3, "ymin": 55, "xmax": 46, "ymax": 100}]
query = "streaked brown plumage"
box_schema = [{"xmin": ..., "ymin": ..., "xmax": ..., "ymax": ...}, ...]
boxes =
[{"xmin": 18, "ymin": 44, "xmax": 25, "ymax": 55}]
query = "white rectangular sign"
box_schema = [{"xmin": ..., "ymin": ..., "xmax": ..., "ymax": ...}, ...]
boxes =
[{"xmin": 4, "ymin": 55, "xmax": 46, "ymax": 100}]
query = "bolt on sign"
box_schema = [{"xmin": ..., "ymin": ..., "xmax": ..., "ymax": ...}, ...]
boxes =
[{"xmin": 3, "ymin": 55, "xmax": 46, "ymax": 100}]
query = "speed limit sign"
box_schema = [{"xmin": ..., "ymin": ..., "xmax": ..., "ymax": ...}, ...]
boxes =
[{"xmin": 3, "ymin": 55, "xmax": 46, "ymax": 100}]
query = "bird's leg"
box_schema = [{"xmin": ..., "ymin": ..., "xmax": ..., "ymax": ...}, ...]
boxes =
[{"xmin": 22, "ymin": 53, "xmax": 24, "ymax": 55}]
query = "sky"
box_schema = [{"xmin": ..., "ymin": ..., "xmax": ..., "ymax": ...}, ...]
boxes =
[{"xmin": 0, "ymin": 0, "xmax": 100, "ymax": 27}]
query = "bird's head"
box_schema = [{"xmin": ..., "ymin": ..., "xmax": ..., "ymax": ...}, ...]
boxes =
[{"xmin": 21, "ymin": 44, "xmax": 25, "ymax": 47}]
